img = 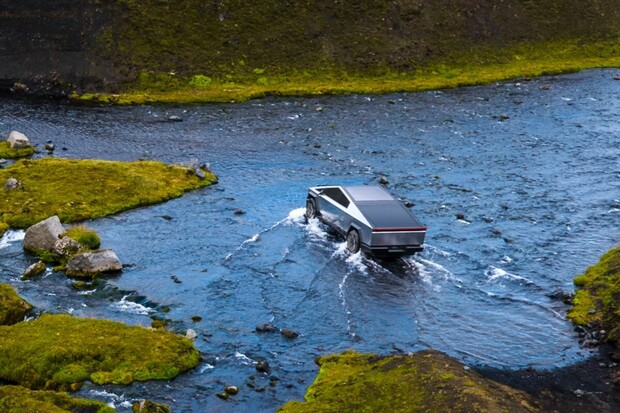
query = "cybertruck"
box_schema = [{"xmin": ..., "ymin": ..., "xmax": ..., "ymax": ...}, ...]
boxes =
[{"xmin": 305, "ymin": 185, "xmax": 426, "ymax": 257}]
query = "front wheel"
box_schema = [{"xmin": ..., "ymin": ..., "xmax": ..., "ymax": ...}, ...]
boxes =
[
  {"xmin": 305, "ymin": 199, "xmax": 317, "ymax": 219},
  {"xmin": 346, "ymin": 229, "xmax": 361, "ymax": 254}
]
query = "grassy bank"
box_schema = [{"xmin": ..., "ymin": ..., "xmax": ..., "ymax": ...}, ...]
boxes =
[
  {"xmin": 76, "ymin": 38, "xmax": 620, "ymax": 104},
  {"xmin": 0, "ymin": 385, "xmax": 114, "ymax": 413},
  {"xmin": 279, "ymin": 350, "xmax": 539, "ymax": 412},
  {"xmin": 0, "ymin": 142, "xmax": 35, "ymax": 158},
  {"xmin": 569, "ymin": 246, "xmax": 620, "ymax": 358},
  {"xmin": 0, "ymin": 158, "xmax": 216, "ymax": 229}
]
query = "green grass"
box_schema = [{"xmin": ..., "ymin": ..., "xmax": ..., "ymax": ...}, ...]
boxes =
[
  {"xmin": 0, "ymin": 284, "xmax": 33, "ymax": 326},
  {"xmin": 63, "ymin": 225, "xmax": 101, "ymax": 250},
  {"xmin": 568, "ymin": 246, "xmax": 620, "ymax": 354},
  {"xmin": 0, "ymin": 313, "xmax": 201, "ymax": 390},
  {"xmin": 0, "ymin": 142, "xmax": 35, "ymax": 158},
  {"xmin": 0, "ymin": 385, "xmax": 114, "ymax": 413},
  {"xmin": 0, "ymin": 158, "xmax": 217, "ymax": 229},
  {"xmin": 278, "ymin": 350, "xmax": 538, "ymax": 413}
]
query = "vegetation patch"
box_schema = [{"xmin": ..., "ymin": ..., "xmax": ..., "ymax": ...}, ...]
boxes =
[
  {"xmin": 0, "ymin": 158, "xmax": 217, "ymax": 229},
  {"xmin": 63, "ymin": 225, "xmax": 101, "ymax": 250},
  {"xmin": 0, "ymin": 142, "xmax": 35, "ymax": 159},
  {"xmin": 278, "ymin": 350, "xmax": 539, "ymax": 413},
  {"xmin": 568, "ymin": 246, "xmax": 620, "ymax": 358},
  {"xmin": 0, "ymin": 313, "xmax": 201, "ymax": 390},
  {"xmin": 0, "ymin": 284, "xmax": 32, "ymax": 326},
  {"xmin": 0, "ymin": 222, "xmax": 8, "ymax": 238},
  {"xmin": 0, "ymin": 385, "xmax": 114, "ymax": 413}
]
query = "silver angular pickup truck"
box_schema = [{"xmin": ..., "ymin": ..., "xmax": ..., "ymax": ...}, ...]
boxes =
[{"xmin": 306, "ymin": 185, "xmax": 426, "ymax": 257}]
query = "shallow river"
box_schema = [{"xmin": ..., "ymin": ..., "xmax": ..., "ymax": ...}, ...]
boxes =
[{"xmin": 1, "ymin": 69, "xmax": 620, "ymax": 412}]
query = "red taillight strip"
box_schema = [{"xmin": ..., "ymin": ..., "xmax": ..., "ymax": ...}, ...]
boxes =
[{"xmin": 372, "ymin": 227, "xmax": 427, "ymax": 232}]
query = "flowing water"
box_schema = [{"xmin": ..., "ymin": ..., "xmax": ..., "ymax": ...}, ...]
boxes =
[{"xmin": 1, "ymin": 69, "xmax": 620, "ymax": 412}]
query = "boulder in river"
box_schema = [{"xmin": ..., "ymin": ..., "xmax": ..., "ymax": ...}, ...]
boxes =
[
  {"xmin": 66, "ymin": 249, "xmax": 122, "ymax": 278},
  {"xmin": 23, "ymin": 216, "xmax": 64, "ymax": 253},
  {"xmin": 7, "ymin": 131, "xmax": 30, "ymax": 149},
  {"xmin": 132, "ymin": 399, "xmax": 171, "ymax": 413},
  {"xmin": 52, "ymin": 236, "xmax": 83, "ymax": 261},
  {"xmin": 21, "ymin": 261, "xmax": 46, "ymax": 280}
]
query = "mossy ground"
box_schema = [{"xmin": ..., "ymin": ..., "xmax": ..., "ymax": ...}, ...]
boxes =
[
  {"xmin": 0, "ymin": 158, "xmax": 217, "ymax": 229},
  {"xmin": 0, "ymin": 142, "xmax": 35, "ymax": 158},
  {"xmin": 0, "ymin": 385, "xmax": 114, "ymax": 413},
  {"xmin": 0, "ymin": 313, "xmax": 201, "ymax": 390},
  {"xmin": 279, "ymin": 350, "xmax": 539, "ymax": 413},
  {"xmin": 0, "ymin": 284, "xmax": 33, "ymax": 326},
  {"xmin": 568, "ymin": 246, "xmax": 620, "ymax": 357}
]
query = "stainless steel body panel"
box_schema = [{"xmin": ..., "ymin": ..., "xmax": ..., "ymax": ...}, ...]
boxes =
[{"xmin": 307, "ymin": 185, "xmax": 426, "ymax": 257}]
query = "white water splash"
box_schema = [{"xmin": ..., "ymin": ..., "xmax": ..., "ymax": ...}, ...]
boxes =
[
  {"xmin": 338, "ymin": 271, "xmax": 355, "ymax": 337},
  {"xmin": 88, "ymin": 390, "xmax": 131, "ymax": 409},
  {"xmin": 0, "ymin": 230, "xmax": 24, "ymax": 250},
  {"xmin": 200, "ymin": 363, "xmax": 215, "ymax": 373},
  {"xmin": 486, "ymin": 266, "xmax": 532, "ymax": 284},
  {"xmin": 235, "ymin": 352, "xmax": 254, "ymax": 365},
  {"xmin": 500, "ymin": 255, "xmax": 513, "ymax": 264},
  {"xmin": 110, "ymin": 295, "xmax": 154, "ymax": 315}
]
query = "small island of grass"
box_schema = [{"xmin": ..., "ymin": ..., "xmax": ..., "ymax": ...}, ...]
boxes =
[
  {"xmin": 0, "ymin": 313, "xmax": 201, "ymax": 391},
  {"xmin": 279, "ymin": 350, "xmax": 539, "ymax": 413},
  {"xmin": 0, "ymin": 385, "xmax": 114, "ymax": 413},
  {"xmin": 0, "ymin": 158, "xmax": 217, "ymax": 229},
  {"xmin": 0, "ymin": 141, "xmax": 35, "ymax": 159}
]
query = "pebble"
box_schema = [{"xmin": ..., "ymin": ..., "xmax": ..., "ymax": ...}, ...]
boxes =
[
  {"xmin": 186, "ymin": 329, "xmax": 198, "ymax": 340},
  {"xmin": 378, "ymin": 176, "xmax": 389, "ymax": 185},
  {"xmin": 168, "ymin": 115, "xmax": 183, "ymax": 122},
  {"xmin": 225, "ymin": 386, "xmax": 239, "ymax": 395},
  {"xmin": 256, "ymin": 360, "xmax": 270, "ymax": 373}
]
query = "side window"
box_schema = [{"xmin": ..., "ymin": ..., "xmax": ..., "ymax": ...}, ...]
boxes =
[{"xmin": 322, "ymin": 188, "xmax": 350, "ymax": 208}]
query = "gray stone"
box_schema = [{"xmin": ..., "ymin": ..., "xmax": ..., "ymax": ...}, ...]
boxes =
[
  {"xmin": 225, "ymin": 385, "xmax": 239, "ymax": 395},
  {"xmin": 52, "ymin": 236, "xmax": 83, "ymax": 260},
  {"xmin": 7, "ymin": 131, "xmax": 30, "ymax": 149},
  {"xmin": 185, "ymin": 329, "xmax": 198, "ymax": 340},
  {"xmin": 21, "ymin": 261, "xmax": 46, "ymax": 279},
  {"xmin": 4, "ymin": 177, "xmax": 22, "ymax": 190},
  {"xmin": 281, "ymin": 328, "xmax": 300, "ymax": 339},
  {"xmin": 23, "ymin": 216, "xmax": 64, "ymax": 253},
  {"xmin": 66, "ymin": 249, "xmax": 122, "ymax": 277}
]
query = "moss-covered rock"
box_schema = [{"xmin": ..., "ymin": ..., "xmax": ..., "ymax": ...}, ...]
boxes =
[
  {"xmin": 0, "ymin": 158, "xmax": 217, "ymax": 229},
  {"xmin": 132, "ymin": 399, "xmax": 170, "ymax": 413},
  {"xmin": 0, "ymin": 284, "xmax": 32, "ymax": 325},
  {"xmin": 0, "ymin": 222, "xmax": 8, "ymax": 237},
  {"xmin": 0, "ymin": 385, "xmax": 114, "ymax": 413},
  {"xmin": 568, "ymin": 246, "xmax": 620, "ymax": 359},
  {"xmin": 279, "ymin": 350, "xmax": 539, "ymax": 413},
  {"xmin": 63, "ymin": 225, "xmax": 101, "ymax": 250},
  {"xmin": 0, "ymin": 313, "xmax": 201, "ymax": 390},
  {"xmin": 0, "ymin": 142, "xmax": 35, "ymax": 159}
]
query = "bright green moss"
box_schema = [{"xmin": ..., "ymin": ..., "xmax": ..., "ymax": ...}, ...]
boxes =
[
  {"xmin": 0, "ymin": 313, "xmax": 201, "ymax": 390},
  {"xmin": 0, "ymin": 142, "xmax": 35, "ymax": 158},
  {"xmin": 0, "ymin": 158, "xmax": 217, "ymax": 229},
  {"xmin": 568, "ymin": 246, "xmax": 620, "ymax": 352},
  {"xmin": 0, "ymin": 385, "xmax": 114, "ymax": 413},
  {"xmin": 63, "ymin": 225, "xmax": 101, "ymax": 250},
  {"xmin": 278, "ymin": 350, "xmax": 539, "ymax": 413},
  {"xmin": 0, "ymin": 284, "xmax": 32, "ymax": 326}
]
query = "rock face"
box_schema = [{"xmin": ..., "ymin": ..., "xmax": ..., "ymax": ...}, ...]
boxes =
[
  {"xmin": 4, "ymin": 177, "xmax": 22, "ymax": 190},
  {"xmin": 0, "ymin": 283, "xmax": 32, "ymax": 325},
  {"xmin": 7, "ymin": 131, "xmax": 30, "ymax": 149},
  {"xmin": 21, "ymin": 261, "xmax": 46, "ymax": 279},
  {"xmin": 66, "ymin": 249, "xmax": 122, "ymax": 277},
  {"xmin": 23, "ymin": 216, "xmax": 64, "ymax": 253},
  {"xmin": 52, "ymin": 236, "xmax": 83, "ymax": 261}
]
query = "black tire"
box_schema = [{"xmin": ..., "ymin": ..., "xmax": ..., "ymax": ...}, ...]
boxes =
[
  {"xmin": 346, "ymin": 229, "xmax": 361, "ymax": 254},
  {"xmin": 305, "ymin": 199, "xmax": 317, "ymax": 219}
]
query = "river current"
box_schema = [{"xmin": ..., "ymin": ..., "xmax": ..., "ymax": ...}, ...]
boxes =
[{"xmin": 1, "ymin": 69, "xmax": 619, "ymax": 412}]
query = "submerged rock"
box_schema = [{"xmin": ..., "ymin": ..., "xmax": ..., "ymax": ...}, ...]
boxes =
[
  {"xmin": 0, "ymin": 283, "xmax": 32, "ymax": 325},
  {"xmin": 132, "ymin": 399, "xmax": 171, "ymax": 413},
  {"xmin": 279, "ymin": 350, "xmax": 540, "ymax": 412},
  {"xmin": 23, "ymin": 215, "xmax": 64, "ymax": 253},
  {"xmin": 7, "ymin": 131, "xmax": 30, "ymax": 149},
  {"xmin": 66, "ymin": 249, "xmax": 122, "ymax": 278},
  {"xmin": 256, "ymin": 322, "xmax": 278, "ymax": 333}
]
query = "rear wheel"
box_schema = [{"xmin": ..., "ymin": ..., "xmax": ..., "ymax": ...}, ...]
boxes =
[
  {"xmin": 346, "ymin": 229, "xmax": 361, "ymax": 254},
  {"xmin": 305, "ymin": 199, "xmax": 317, "ymax": 219}
]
